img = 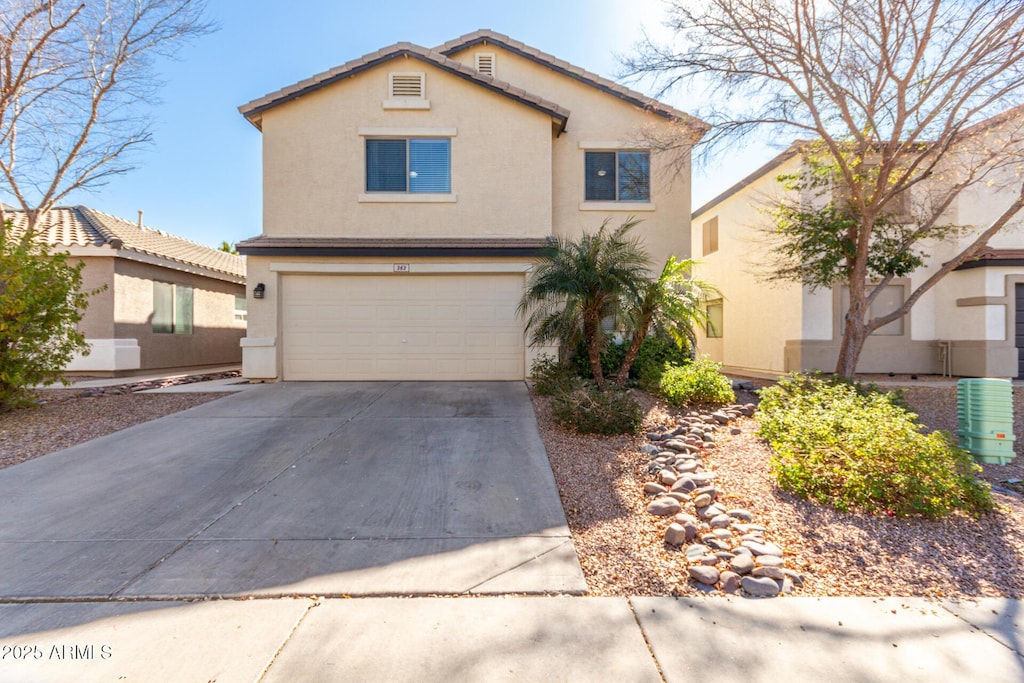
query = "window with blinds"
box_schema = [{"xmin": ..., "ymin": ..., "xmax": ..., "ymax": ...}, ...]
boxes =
[
  {"xmin": 584, "ymin": 150, "xmax": 650, "ymax": 201},
  {"xmin": 366, "ymin": 138, "xmax": 451, "ymax": 193}
]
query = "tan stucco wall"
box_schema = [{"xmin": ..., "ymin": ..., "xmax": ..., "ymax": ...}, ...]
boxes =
[
  {"xmin": 72, "ymin": 256, "xmax": 116, "ymax": 338},
  {"xmin": 447, "ymin": 43, "xmax": 694, "ymax": 265},
  {"xmin": 260, "ymin": 60, "xmax": 553, "ymax": 240},
  {"xmin": 113, "ymin": 259, "xmax": 245, "ymax": 371},
  {"xmin": 248, "ymin": 44, "xmax": 703, "ymax": 381},
  {"xmin": 691, "ymin": 156, "xmax": 805, "ymax": 375}
]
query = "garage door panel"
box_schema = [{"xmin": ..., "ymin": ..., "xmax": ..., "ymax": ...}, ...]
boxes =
[{"xmin": 282, "ymin": 274, "xmax": 525, "ymax": 380}]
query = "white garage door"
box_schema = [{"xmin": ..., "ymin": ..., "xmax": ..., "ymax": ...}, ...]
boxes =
[{"xmin": 282, "ymin": 273, "xmax": 526, "ymax": 380}]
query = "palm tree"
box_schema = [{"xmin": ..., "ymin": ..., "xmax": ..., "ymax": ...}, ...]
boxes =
[
  {"xmin": 613, "ymin": 257, "xmax": 721, "ymax": 387},
  {"xmin": 518, "ymin": 218, "xmax": 649, "ymax": 389}
]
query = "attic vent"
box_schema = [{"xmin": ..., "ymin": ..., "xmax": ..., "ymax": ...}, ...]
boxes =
[
  {"xmin": 390, "ymin": 72, "xmax": 425, "ymax": 98},
  {"xmin": 475, "ymin": 53, "xmax": 495, "ymax": 77}
]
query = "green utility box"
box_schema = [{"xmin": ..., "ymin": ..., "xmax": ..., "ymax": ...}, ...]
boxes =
[{"xmin": 957, "ymin": 378, "xmax": 1016, "ymax": 465}]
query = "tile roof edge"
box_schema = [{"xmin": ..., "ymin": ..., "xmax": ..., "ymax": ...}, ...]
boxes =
[
  {"xmin": 437, "ymin": 29, "xmax": 709, "ymax": 132},
  {"xmin": 237, "ymin": 41, "xmax": 570, "ymax": 127}
]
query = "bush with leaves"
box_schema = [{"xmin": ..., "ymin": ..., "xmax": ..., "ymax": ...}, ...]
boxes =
[
  {"xmin": 571, "ymin": 333, "xmax": 626, "ymax": 381},
  {"xmin": 529, "ymin": 355, "xmax": 581, "ymax": 396},
  {"xmin": 633, "ymin": 332, "xmax": 692, "ymax": 390},
  {"xmin": 0, "ymin": 224, "xmax": 94, "ymax": 410},
  {"xmin": 757, "ymin": 373, "xmax": 994, "ymax": 518},
  {"xmin": 658, "ymin": 356, "xmax": 735, "ymax": 407},
  {"xmin": 550, "ymin": 386, "xmax": 643, "ymax": 435}
]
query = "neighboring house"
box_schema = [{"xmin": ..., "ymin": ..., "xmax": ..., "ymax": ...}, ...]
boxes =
[
  {"xmin": 236, "ymin": 29, "xmax": 706, "ymax": 381},
  {"xmin": 4, "ymin": 206, "xmax": 246, "ymax": 376},
  {"xmin": 692, "ymin": 109, "xmax": 1024, "ymax": 379}
]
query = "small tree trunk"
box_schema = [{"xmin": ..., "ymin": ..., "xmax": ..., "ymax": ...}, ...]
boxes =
[
  {"xmin": 835, "ymin": 288, "xmax": 869, "ymax": 378},
  {"xmin": 614, "ymin": 331, "xmax": 644, "ymax": 388},
  {"xmin": 583, "ymin": 312, "xmax": 605, "ymax": 389}
]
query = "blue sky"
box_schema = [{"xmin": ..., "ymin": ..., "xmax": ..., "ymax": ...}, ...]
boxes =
[{"xmin": 57, "ymin": 0, "xmax": 776, "ymax": 248}]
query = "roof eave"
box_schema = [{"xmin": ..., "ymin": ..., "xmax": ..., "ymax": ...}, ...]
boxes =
[
  {"xmin": 439, "ymin": 32, "xmax": 708, "ymax": 132},
  {"xmin": 238, "ymin": 47, "xmax": 569, "ymax": 130}
]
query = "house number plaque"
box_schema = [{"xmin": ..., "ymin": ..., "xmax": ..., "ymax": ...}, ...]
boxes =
[{"xmin": 393, "ymin": 264, "xmax": 410, "ymax": 272}]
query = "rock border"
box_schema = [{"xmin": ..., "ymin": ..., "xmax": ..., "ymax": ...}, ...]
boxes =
[{"xmin": 641, "ymin": 403, "xmax": 804, "ymax": 597}]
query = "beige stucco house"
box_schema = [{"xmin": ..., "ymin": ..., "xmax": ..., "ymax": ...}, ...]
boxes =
[
  {"xmin": 237, "ymin": 29, "xmax": 706, "ymax": 381},
  {"xmin": 692, "ymin": 108, "xmax": 1024, "ymax": 379},
  {"xmin": 5, "ymin": 206, "xmax": 246, "ymax": 376}
]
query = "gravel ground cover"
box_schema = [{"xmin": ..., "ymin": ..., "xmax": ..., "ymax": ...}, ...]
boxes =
[
  {"xmin": 534, "ymin": 381, "xmax": 1024, "ymax": 598},
  {"xmin": 0, "ymin": 377, "xmax": 232, "ymax": 469}
]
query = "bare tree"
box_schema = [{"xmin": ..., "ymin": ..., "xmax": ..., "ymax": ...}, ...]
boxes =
[
  {"xmin": 0, "ymin": 0, "xmax": 212, "ymax": 231},
  {"xmin": 624, "ymin": 0, "xmax": 1024, "ymax": 377}
]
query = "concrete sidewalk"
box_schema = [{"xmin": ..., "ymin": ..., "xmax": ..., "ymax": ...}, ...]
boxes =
[{"xmin": 0, "ymin": 596, "xmax": 1019, "ymax": 682}]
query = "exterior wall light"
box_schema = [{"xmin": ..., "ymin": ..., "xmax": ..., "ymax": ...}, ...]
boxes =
[{"xmin": 253, "ymin": 283, "xmax": 266, "ymax": 299}]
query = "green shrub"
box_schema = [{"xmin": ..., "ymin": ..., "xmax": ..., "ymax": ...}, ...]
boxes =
[
  {"xmin": 571, "ymin": 333, "xmax": 627, "ymax": 380},
  {"xmin": 633, "ymin": 332, "xmax": 692, "ymax": 389},
  {"xmin": 657, "ymin": 356, "xmax": 735, "ymax": 407},
  {"xmin": 757, "ymin": 373, "xmax": 995, "ymax": 518},
  {"xmin": 0, "ymin": 224, "xmax": 95, "ymax": 410},
  {"xmin": 550, "ymin": 386, "xmax": 644, "ymax": 435},
  {"xmin": 529, "ymin": 355, "xmax": 581, "ymax": 396}
]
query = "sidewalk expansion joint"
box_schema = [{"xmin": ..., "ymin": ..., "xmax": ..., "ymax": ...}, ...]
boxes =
[
  {"xmin": 627, "ymin": 598, "xmax": 668, "ymax": 683},
  {"xmin": 257, "ymin": 598, "xmax": 320, "ymax": 682},
  {"xmin": 940, "ymin": 601, "xmax": 1024, "ymax": 657},
  {"xmin": 463, "ymin": 538, "xmax": 575, "ymax": 594}
]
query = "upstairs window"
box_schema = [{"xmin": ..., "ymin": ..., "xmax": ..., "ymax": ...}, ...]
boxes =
[
  {"xmin": 153, "ymin": 282, "xmax": 193, "ymax": 335},
  {"xmin": 366, "ymin": 138, "xmax": 451, "ymax": 193},
  {"xmin": 585, "ymin": 150, "xmax": 650, "ymax": 202},
  {"xmin": 702, "ymin": 217, "xmax": 719, "ymax": 255}
]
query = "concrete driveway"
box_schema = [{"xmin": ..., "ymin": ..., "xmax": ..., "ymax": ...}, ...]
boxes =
[{"xmin": 0, "ymin": 382, "xmax": 585, "ymax": 599}]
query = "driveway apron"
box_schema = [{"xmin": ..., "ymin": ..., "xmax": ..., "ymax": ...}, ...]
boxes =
[{"xmin": 0, "ymin": 382, "xmax": 585, "ymax": 598}]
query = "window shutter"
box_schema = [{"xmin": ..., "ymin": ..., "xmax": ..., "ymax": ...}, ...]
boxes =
[
  {"xmin": 366, "ymin": 139, "xmax": 408, "ymax": 191},
  {"xmin": 389, "ymin": 73, "xmax": 424, "ymax": 98},
  {"xmin": 585, "ymin": 151, "xmax": 616, "ymax": 200},
  {"xmin": 409, "ymin": 139, "xmax": 450, "ymax": 193},
  {"xmin": 475, "ymin": 53, "xmax": 495, "ymax": 77}
]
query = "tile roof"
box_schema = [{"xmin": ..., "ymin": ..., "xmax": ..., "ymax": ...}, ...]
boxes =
[
  {"xmin": 238, "ymin": 41, "xmax": 570, "ymax": 132},
  {"xmin": 954, "ymin": 247, "xmax": 1024, "ymax": 270},
  {"xmin": 3, "ymin": 206, "xmax": 246, "ymax": 279},
  {"xmin": 437, "ymin": 29, "xmax": 708, "ymax": 131}
]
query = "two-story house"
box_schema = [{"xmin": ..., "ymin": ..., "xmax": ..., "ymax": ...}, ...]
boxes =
[
  {"xmin": 236, "ymin": 30, "xmax": 706, "ymax": 381},
  {"xmin": 692, "ymin": 106, "xmax": 1024, "ymax": 379}
]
